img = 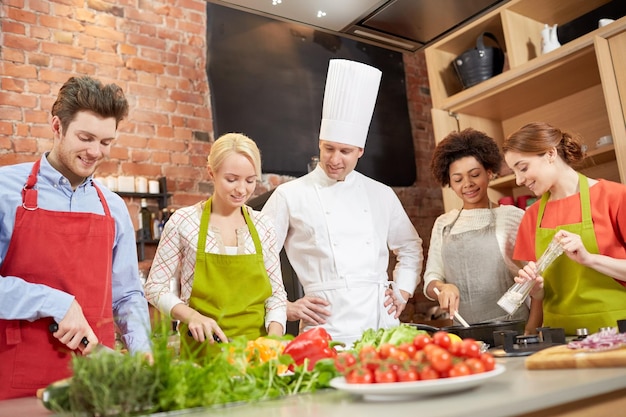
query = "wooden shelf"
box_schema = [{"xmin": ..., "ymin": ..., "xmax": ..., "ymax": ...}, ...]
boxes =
[{"xmin": 425, "ymin": 0, "xmax": 626, "ymax": 212}]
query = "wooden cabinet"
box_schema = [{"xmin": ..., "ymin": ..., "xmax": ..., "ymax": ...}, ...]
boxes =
[{"xmin": 424, "ymin": 0, "xmax": 626, "ymax": 211}]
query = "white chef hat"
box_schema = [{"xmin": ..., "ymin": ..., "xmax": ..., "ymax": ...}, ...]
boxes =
[{"xmin": 319, "ymin": 59, "xmax": 382, "ymax": 148}]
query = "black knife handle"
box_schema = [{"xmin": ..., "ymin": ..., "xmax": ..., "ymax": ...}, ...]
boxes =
[
  {"xmin": 187, "ymin": 329, "xmax": 221, "ymax": 343},
  {"xmin": 49, "ymin": 321, "xmax": 89, "ymax": 346}
]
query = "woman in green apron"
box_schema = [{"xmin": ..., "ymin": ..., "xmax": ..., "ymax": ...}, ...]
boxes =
[
  {"xmin": 424, "ymin": 128, "xmax": 529, "ymax": 327},
  {"xmin": 503, "ymin": 122, "xmax": 626, "ymax": 335},
  {"xmin": 144, "ymin": 133, "xmax": 287, "ymax": 357}
]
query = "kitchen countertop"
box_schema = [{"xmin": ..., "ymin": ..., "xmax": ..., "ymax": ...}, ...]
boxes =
[{"xmin": 2, "ymin": 357, "xmax": 625, "ymax": 417}]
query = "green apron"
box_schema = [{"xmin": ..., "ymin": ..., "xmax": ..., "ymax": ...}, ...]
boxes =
[
  {"xmin": 536, "ymin": 173, "xmax": 626, "ymax": 335},
  {"xmin": 180, "ymin": 198, "xmax": 272, "ymax": 358}
]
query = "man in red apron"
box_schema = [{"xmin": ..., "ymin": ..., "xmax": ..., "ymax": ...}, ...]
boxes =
[{"xmin": 0, "ymin": 76, "xmax": 151, "ymax": 399}]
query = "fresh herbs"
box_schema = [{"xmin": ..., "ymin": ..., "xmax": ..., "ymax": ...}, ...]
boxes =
[{"xmin": 44, "ymin": 326, "xmax": 338, "ymax": 416}]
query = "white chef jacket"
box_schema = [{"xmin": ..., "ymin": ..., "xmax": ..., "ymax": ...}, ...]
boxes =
[{"xmin": 262, "ymin": 165, "xmax": 423, "ymax": 345}]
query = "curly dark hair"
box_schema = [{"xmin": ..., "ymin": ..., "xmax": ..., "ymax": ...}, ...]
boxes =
[{"xmin": 430, "ymin": 128, "xmax": 502, "ymax": 187}]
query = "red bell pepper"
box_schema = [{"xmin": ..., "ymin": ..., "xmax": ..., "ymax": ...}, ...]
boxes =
[{"xmin": 283, "ymin": 327, "xmax": 343, "ymax": 371}]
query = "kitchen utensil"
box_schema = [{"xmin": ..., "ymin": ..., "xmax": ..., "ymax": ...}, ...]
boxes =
[
  {"xmin": 409, "ymin": 319, "xmax": 526, "ymax": 347},
  {"xmin": 48, "ymin": 322, "xmax": 118, "ymax": 355},
  {"xmin": 187, "ymin": 329, "xmax": 224, "ymax": 343},
  {"xmin": 541, "ymin": 24, "xmax": 561, "ymax": 54},
  {"xmin": 497, "ymin": 236, "xmax": 564, "ymax": 315},
  {"xmin": 433, "ymin": 287, "xmax": 470, "ymax": 328},
  {"xmin": 453, "ymin": 32, "xmax": 505, "ymax": 89},
  {"xmin": 595, "ymin": 135, "xmax": 613, "ymax": 148}
]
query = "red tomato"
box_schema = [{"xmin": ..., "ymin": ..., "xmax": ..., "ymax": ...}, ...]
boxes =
[
  {"xmin": 359, "ymin": 345, "xmax": 380, "ymax": 371},
  {"xmin": 398, "ymin": 342, "xmax": 417, "ymax": 358},
  {"xmin": 448, "ymin": 340, "xmax": 464, "ymax": 357},
  {"xmin": 374, "ymin": 365, "xmax": 398, "ymax": 383},
  {"xmin": 413, "ymin": 350, "xmax": 426, "ymax": 364},
  {"xmin": 480, "ymin": 353, "xmax": 496, "ymax": 372},
  {"xmin": 378, "ymin": 343, "xmax": 398, "ymax": 360},
  {"xmin": 432, "ymin": 331, "xmax": 452, "ymax": 349},
  {"xmin": 460, "ymin": 339, "xmax": 481, "ymax": 358},
  {"xmin": 396, "ymin": 366, "xmax": 419, "ymax": 382},
  {"xmin": 334, "ymin": 351, "xmax": 357, "ymax": 374},
  {"xmin": 413, "ymin": 333, "xmax": 432, "ymax": 350},
  {"xmin": 465, "ymin": 358, "xmax": 486, "ymax": 374},
  {"xmin": 345, "ymin": 367, "xmax": 374, "ymax": 384},
  {"xmin": 429, "ymin": 349, "xmax": 452, "ymax": 373},
  {"xmin": 389, "ymin": 348, "xmax": 410, "ymax": 362},
  {"xmin": 448, "ymin": 362, "xmax": 471, "ymax": 378},
  {"xmin": 419, "ymin": 365, "xmax": 439, "ymax": 380}
]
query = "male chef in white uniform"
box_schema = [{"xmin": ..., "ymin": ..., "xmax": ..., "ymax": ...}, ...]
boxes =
[{"xmin": 262, "ymin": 59, "xmax": 423, "ymax": 346}]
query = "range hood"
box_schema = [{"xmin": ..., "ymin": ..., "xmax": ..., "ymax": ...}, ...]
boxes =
[{"xmin": 206, "ymin": 0, "xmax": 508, "ymax": 52}]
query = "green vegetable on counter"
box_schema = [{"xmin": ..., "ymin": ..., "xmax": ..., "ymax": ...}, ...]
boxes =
[
  {"xmin": 41, "ymin": 323, "xmax": 339, "ymax": 416},
  {"xmin": 352, "ymin": 323, "xmax": 426, "ymax": 351}
]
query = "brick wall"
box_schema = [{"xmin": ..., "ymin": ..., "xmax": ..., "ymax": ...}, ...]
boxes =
[{"xmin": 0, "ymin": 0, "xmax": 442, "ymax": 320}]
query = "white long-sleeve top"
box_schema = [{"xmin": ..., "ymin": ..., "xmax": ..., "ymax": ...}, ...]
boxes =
[
  {"xmin": 144, "ymin": 202, "xmax": 287, "ymax": 331},
  {"xmin": 262, "ymin": 166, "xmax": 423, "ymax": 344},
  {"xmin": 423, "ymin": 205, "xmax": 524, "ymax": 300}
]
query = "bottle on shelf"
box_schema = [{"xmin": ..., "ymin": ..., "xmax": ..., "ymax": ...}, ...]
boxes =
[{"xmin": 138, "ymin": 198, "xmax": 153, "ymax": 241}]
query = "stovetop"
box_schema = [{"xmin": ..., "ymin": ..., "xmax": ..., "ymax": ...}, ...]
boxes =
[{"xmin": 490, "ymin": 327, "xmax": 567, "ymax": 357}]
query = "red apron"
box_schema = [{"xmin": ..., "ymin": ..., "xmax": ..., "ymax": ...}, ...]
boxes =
[{"xmin": 0, "ymin": 159, "xmax": 115, "ymax": 399}]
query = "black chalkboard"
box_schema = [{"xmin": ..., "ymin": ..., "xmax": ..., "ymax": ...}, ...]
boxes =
[{"xmin": 206, "ymin": 4, "xmax": 416, "ymax": 186}]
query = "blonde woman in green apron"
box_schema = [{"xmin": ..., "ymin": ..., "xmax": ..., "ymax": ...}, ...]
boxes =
[
  {"xmin": 424, "ymin": 128, "xmax": 529, "ymax": 326},
  {"xmin": 145, "ymin": 133, "xmax": 287, "ymax": 358},
  {"xmin": 504, "ymin": 122, "xmax": 626, "ymax": 335}
]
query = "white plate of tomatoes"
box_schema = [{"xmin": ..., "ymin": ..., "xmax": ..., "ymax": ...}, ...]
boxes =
[
  {"xmin": 329, "ymin": 331, "xmax": 505, "ymax": 401},
  {"xmin": 330, "ymin": 364, "xmax": 505, "ymax": 401}
]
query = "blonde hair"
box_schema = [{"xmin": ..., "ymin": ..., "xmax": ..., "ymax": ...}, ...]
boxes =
[{"xmin": 207, "ymin": 133, "xmax": 262, "ymax": 178}]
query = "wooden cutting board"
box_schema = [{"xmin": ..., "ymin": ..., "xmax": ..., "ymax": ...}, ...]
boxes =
[{"xmin": 525, "ymin": 345, "xmax": 626, "ymax": 369}]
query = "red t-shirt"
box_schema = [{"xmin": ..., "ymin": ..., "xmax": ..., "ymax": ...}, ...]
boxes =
[{"xmin": 514, "ymin": 180, "xmax": 626, "ymax": 286}]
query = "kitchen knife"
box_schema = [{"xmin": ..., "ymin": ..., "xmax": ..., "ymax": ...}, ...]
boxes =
[
  {"xmin": 48, "ymin": 321, "xmax": 120, "ymax": 355},
  {"xmin": 187, "ymin": 329, "xmax": 224, "ymax": 343}
]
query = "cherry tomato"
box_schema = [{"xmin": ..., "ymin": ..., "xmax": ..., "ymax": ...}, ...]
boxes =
[
  {"xmin": 419, "ymin": 365, "xmax": 439, "ymax": 380},
  {"xmin": 398, "ymin": 342, "xmax": 417, "ymax": 358},
  {"xmin": 359, "ymin": 345, "xmax": 380, "ymax": 371},
  {"xmin": 480, "ymin": 352, "xmax": 496, "ymax": 372},
  {"xmin": 448, "ymin": 362, "xmax": 471, "ymax": 378},
  {"xmin": 374, "ymin": 365, "xmax": 398, "ymax": 383},
  {"xmin": 388, "ymin": 348, "xmax": 410, "ymax": 363},
  {"xmin": 334, "ymin": 351, "xmax": 357, "ymax": 374},
  {"xmin": 432, "ymin": 331, "xmax": 452, "ymax": 349},
  {"xmin": 460, "ymin": 339, "xmax": 481, "ymax": 358},
  {"xmin": 396, "ymin": 366, "xmax": 419, "ymax": 382},
  {"xmin": 465, "ymin": 358, "xmax": 486, "ymax": 374},
  {"xmin": 429, "ymin": 349, "xmax": 452, "ymax": 373},
  {"xmin": 413, "ymin": 333, "xmax": 432, "ymax": 350},
  {"xmin": 345, "ymin": 367, "xmax": 374, "ymax": 384},
  {"xmin": 413, "ymin": 350, "xmax": 426, "ymax": 364},
  {"xmin": 378, "ymin": 343, "xmax": 398, "ymax": 360},
  {"xmin": 448, "ymin": 340, "xmax": 464, "ymax": 357}
]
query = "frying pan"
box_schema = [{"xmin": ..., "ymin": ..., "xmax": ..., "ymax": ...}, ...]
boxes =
[{"xmin": 409, "ymin": 319, "xmax": 526, "ymax": 347}]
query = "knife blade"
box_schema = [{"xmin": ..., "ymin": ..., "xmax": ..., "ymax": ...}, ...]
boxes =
[{"xmin": 48, "ymin": 321, "xmax": 120, "ymax": 355}]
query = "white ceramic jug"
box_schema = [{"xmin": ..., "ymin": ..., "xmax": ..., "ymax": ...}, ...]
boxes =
[{"xmin": 541, "ymin": 24, "xmax": 560, "ymax": 54}]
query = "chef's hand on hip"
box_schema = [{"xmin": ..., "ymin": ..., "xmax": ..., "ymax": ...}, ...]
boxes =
[
  {"xmin": 54, "ymin": 300, "xmax": 99, "ymax": 354},
  {"xmin": 287, "ymin": 297, "xmax": 330, "ymax": 325},
  {"xmin": 384, "ymin": 288, "xmax": 410, "ymax": 318}
]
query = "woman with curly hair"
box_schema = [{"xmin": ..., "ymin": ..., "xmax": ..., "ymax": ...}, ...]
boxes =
[
  {"xmin": 504, "ymin": 122, "xmax": 626, "ymax": 335},
  {"xmin": 424, "ymin": 128, "xmax": 529, "ymax": 327}
]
